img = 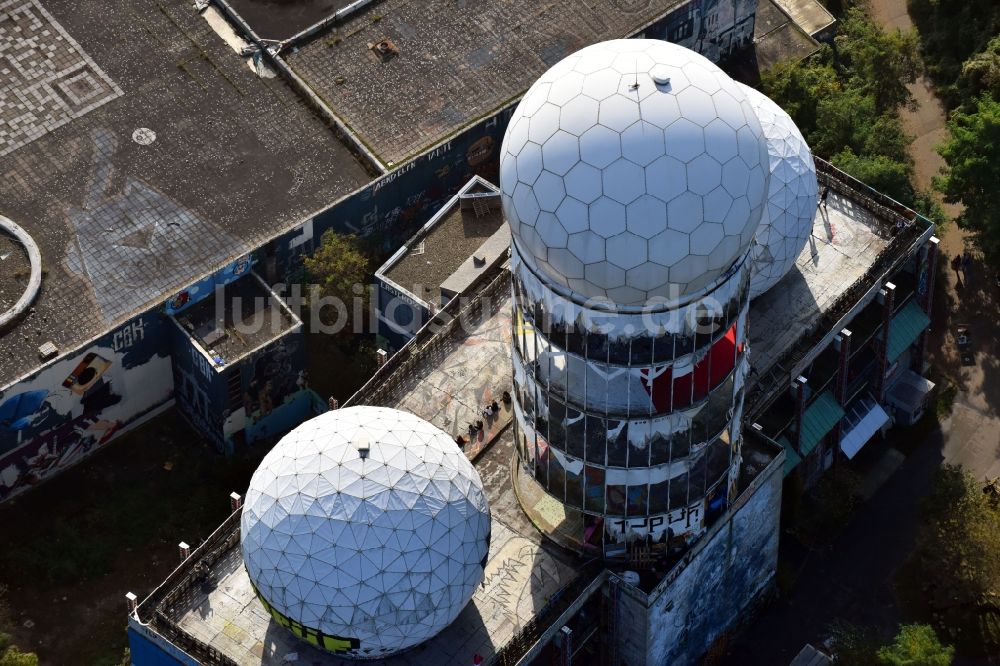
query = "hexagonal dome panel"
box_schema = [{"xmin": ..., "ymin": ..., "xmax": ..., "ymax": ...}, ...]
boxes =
[
  {"xmin": 737, "ymin": 83, "xmax": 819, "ymax": 300},
  {"xmin": 241, "ymin": 407, "xmax": 491, "ymax": 659},
  {"xmin": 500, "ymin": 39, "xmax": 770, "ymax": 305}
]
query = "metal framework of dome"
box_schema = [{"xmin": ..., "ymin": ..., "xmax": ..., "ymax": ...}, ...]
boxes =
[
  {"xmin": 739, "ymin": 83, "xmax": 819, "ymax": 299},
  {"xmin": 500, "ymin": 38, "xmax": 771, "ymax": 305},
  {"xmin": 240, "ymin": 406, "xmax": 491, "ymax": 659}
]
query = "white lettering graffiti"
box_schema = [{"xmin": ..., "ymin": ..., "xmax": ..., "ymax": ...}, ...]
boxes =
[
  {"xmin": 608, "ymin": 502, "xmax": 704, "ymax": 543},
  {"xmin": 371, "ymin": 160, "xmax": 417, "ymax": 194},
  {"xmin": 111, "ymin": 318, "xmax": 146, "ymax": 352},
  {"xmin": 189, "ymin": 346, "xmax": 215, "ymax": 381}
]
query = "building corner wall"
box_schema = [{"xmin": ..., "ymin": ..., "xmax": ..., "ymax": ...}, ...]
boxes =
[
  {"xmin": 641, "ymin": 458, "xmax": 783, "ymax": 665},
  {"xmin": 127, "ymin": 619, "xmax": 199, "ymax": 666}
]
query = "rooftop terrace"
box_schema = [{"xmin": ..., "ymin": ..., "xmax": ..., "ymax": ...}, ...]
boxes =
[
  {"xmin": 744, "ymin": 158, "xmax": 933, "ymax": 422},
  {"xmin": 172, "ymin": 274, "xmax": 300, "ymax": 366},
  {"xmin": 0, "ymin": 0, "xmax": 371, "ymax": 387}
]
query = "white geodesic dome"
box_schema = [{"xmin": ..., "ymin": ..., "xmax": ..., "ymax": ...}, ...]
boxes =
[
  {"xmin": 500, "ymin": 39, "xmax": 770, "ymax": 305},
  {"xmin": 738, "ymin": 83, "xmax": 819, "ymax": 300},
  {"xmin": 240, "ymin": 407, "xmax": 491, "ymax": 659}
]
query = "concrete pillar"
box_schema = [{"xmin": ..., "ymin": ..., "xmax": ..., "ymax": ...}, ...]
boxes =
[
  {"xmin": 179, "ymin": 541, "xmax": 191, "ymax": 561},
  {"xmin": 556, "ymin": 625, "xmax": 573, "ymax": 666},
  {"xmin": 832, "ymin": 329, "xmax": 852, "ymax": 448},
  {"xmin": 874, "ymin": 282, "xmax": 895, "ymax": 401},
  {"xmin": 793, "ymin": 376, "xmax": 808, "ymax": 452},
  {"xmin": 125, "ymin": 591, "xmax": 138, "ymax": 614},
  {"xmin": 230, "ymin": 491, "xmax": 243, "ymax": 512},
  {"xmin": 913, "ymin": 237, "xmax": 939, "ymax": 373}
]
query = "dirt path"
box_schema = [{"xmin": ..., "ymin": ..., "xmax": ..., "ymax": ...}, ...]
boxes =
[
  {"xmin": 865, "ymin": 0, "xmax": 1000, "ymax": 480},
  {"xmin": 867, "ymin": 0, "xmax": 962, "ymax": 218}
]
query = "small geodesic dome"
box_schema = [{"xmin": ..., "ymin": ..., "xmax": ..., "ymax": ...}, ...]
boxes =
[
  {"xmin": 500, "ymin": 39, "xmax": 770, "ymax": 304},
  {"xmin": 738, "ymin": 83, "xmax": 818, "ymax": 299},
  {"xmin": 240, "ymin": 406, "xmax": 491, "ymax": 659}
]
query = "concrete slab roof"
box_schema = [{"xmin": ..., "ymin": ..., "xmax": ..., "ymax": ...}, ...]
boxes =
[
  {"xmin": 283, "ymin": 0, "xmax": 689, "ymax": 166},
  {"xmin": 0, "ymin": 0, "xmax": 372, "ymax": 387},
  {"xmin": 753, "ymin": 0, "xmax": 821, "ymax": 70},
  {"xmin": 380, "ymin": 179, "xmax": 504, "ymax": 307},
  {"xmin": 224, "ymin": 0, "xmax": 359, "ymax": 41},
  {"xmin": 748, "ymin": 189, "xmax": 894, "ymax": 382}
]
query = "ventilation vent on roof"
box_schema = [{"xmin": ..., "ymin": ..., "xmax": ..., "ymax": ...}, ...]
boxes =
[
  {"xmin": 471, "ymin": 197, "xmax": 490, "ymax": 218},
  {"xmin": 369, "ymin": 38, "xmax": 399, "ymax": 62}
]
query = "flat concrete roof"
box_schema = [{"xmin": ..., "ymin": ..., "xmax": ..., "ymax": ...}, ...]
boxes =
[
  {"xmin": 224, "ymin": 0, "xmax": 358, "ymax": 41},
  {"xmin": 381, "ymin": 183, "xmax": 504, "ymax": 306},
  {"xmin": 771, "ymin": 0, "xmax": 835, "ymax": 37},
  {"xmin": 753, "ymin": 0, "xmax": 821, "ymax": 70},
  {"xmin": 283, "ymin": 0, "xmax": 688, "ymax": 165},
  {"xmin": 748, "ymin": 189, "xmax": 892, "ymax": 381},
  {"xmin": 0, "ymin": 0, "xmax": 371, "ymax": 387},
  {"xmin": 172, "ymin": 275, "xmax": 298, "ymax": 365}
]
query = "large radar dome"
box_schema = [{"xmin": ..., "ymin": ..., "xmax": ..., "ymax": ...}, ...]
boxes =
[
  {"xmin": 240, "ymin": 407, "xmax": 491, "ymax": 659},
  {"xmin": 500, "ymin": 39, "xmax": 770, "ymax": 305},
  {"xmin": 738, "ymin": 83, "xmax": 818, "ymax": 299}
]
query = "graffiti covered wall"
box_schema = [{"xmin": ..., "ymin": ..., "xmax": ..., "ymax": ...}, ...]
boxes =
[
  {"xmin": 642, "ymin": 0, "xmax": 756, "ymax": 63},
  {"xmin": 268, "ymin": 105, "xmax": 517, "ymax": 287},
  {"xmin": 0, "ymin": 312, "xmax": 174, "ymax": 501},
  {"xmin": 225, "ymin": 329, "xmax": 319, "ymax": 449},
  {"xmin": 171, "ymin": 321, "xmax": 318, "ymax": 454},
  {"xmin": 612, "ymin": 454, "xmax": 782, "ymax": 666}
]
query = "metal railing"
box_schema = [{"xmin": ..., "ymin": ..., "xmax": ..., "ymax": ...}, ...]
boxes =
[
  {"xmin": 134, "ymin": 509, "xmax": 244, "ymax": 665},
  {"xmin": 488, "ymin": 562, "xmax": 605, "ymax": 666},
  {"xmin": 346, "ymin": 265, "xmax": 510, "ymax": 408},
  {"xmin": 744, "ymin": 159, "xmax": 933, "ymax": 424}
]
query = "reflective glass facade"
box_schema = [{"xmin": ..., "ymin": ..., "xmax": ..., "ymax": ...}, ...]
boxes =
[{"xmin": 511, "ymin": 247, "xmax": 751, "ymax": 546}]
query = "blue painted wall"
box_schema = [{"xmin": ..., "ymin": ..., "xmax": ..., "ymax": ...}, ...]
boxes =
[
  {"xmin": 637, "ymin": 455, "xmax": 782, "ymax": 666},
  {"xmin": 169, "ymin": 320, "xmax": 229, "ymax": 452},
  {"xmin": 127, "ymin": 624, "xmax": 198, "ymax": 666},
  {"xmin": 0, "ymin": 313, "xmax": 174, "ymax": 502}
]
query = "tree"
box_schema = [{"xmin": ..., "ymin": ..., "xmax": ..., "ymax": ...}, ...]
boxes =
[
  {"xmin": 831, "ymin": 147, "xmax": 915, "ymax": 205},
  {"xmin": 876, "ymin": 624, "xmax": 954, "ymax": 666},
  {"xmin": 0, "ymin": 590, "xmax": 37, "ymax": 666},
  {"xmin": 760, "ymin": 10, "xmax": 923, "ymax": 211},
  {"xmin": 914, "ymin": 465, "xmax": 1000, "ymax": 652},
  {"xmin": 760, "ymin": 54, "xmax": 841, "ymax": 139},
  {"xmin": 828, "ymin": 619, "xmax": 882, "ymax": 666},
  {"xmin": 0, "ymin": 635, "xmax": 38, "ymax": 666},
  {"xmin": 907, "ymin": 0, "xmax": 1000, "ymax": 107},
  {"xmin": 836, "ymin": 8, "xmax": 921, "ymax": 114},
  {"xmin": 958, "ymin": 36, "xmax": 1000, "ymax": 103},
  {"xmin": 302, "ymin": 230, "xmax": 371, "ymax": 334},
  {"xmin": 935, "ymin": 94, "xmax": 1000, "ymax": 265}
]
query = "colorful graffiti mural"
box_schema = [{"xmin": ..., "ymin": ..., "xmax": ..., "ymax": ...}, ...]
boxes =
[
  {"xmin": 644, "ymin": 0, "xmax": 756, "ymax": 63},
  {"xmin": 268, "ymin": 106, "xmax": 518, "ymax": 286},
  {"xmin": 0, "ymin": 314, "xmax": 173, "ymax": 501},
  {"xmin": 170, "ymin": 316, "xmax": 320, "ymax": 455},
  {"xmin": 165, "ymin": 254, "xmax": 254, "ymax": 315}
]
